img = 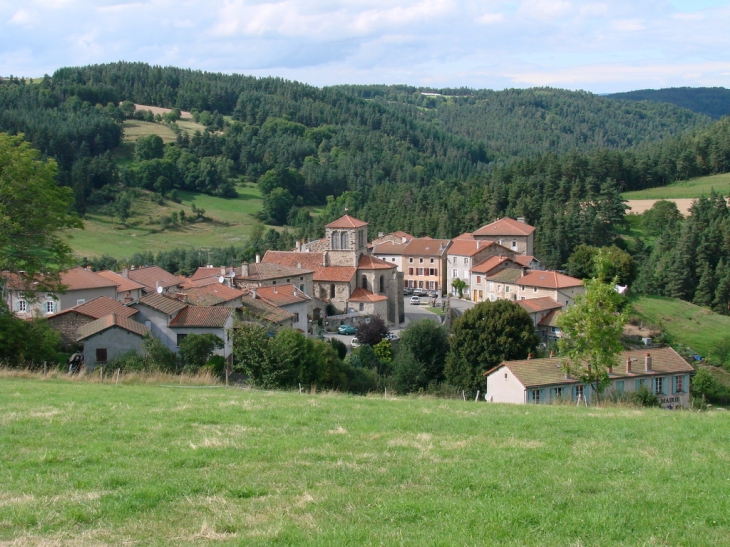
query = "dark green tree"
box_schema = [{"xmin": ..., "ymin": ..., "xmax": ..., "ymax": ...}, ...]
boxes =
[
  {"xmin": 178, "ymin": 333, "xmax": 224, "ymax": 371},
  {"xmin": 398, "ymin": 319, "xmax": 448, "ymax": 384},
  {"xmin": 135, "ymin": 134, "xmax": 164, "ymax": 161}
]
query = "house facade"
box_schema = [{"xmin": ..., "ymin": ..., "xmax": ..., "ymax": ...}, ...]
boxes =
[
  {"xmin": 472, "ymin": 217, "xmax": 535, "ymax": 256},
  {"xmin": 77, "ymin": 313, "xmax": 151, "ymax": 369},
  {"xmin": 372, "ymin": 238, "xmax": 450, "ymax": 294},
  {"xmin": 446, "ymin": 240, "xmax": 516, "ymax": 298},
  {"xmin": 47, "ymin": 296, "xmax": 138, "ymax": 349},
  {"xmin": 485, "ymin": 348, "xmax": 693, "ymax": 409}
]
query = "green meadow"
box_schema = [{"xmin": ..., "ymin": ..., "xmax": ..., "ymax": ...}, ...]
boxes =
[
  {"xmin": 622, "ymin": 172, "xmax": 730, "ymax": 200},
  {"xmin": 1, "ymin": 376, "xmax": 729, "ymax": 546},
  {"xmin": 67, "ymin": 185, "xmax": 265, "ymax": 259}
]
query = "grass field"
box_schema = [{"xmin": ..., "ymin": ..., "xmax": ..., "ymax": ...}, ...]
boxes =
[
  {"xmin": 630, "ymin": 295, "xmax": 730, "ymax": 358},
  {"xmin": 1, "ymin": 377, "xmax": 729, "ymax": 546},
  {"xmin": 68, "ymin": 185, "xmax": 265, "ymax": 258},
  {"xmin": 622, "ymin": 172, "xmax": 730, "ymax": 200}
]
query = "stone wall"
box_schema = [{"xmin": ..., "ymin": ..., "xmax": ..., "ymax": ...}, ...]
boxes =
[{"xmin": 47, "ymin": 312, "xmax": 93, "ymax": 349}]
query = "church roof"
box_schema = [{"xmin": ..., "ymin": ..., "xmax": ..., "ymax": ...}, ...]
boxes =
[{"xmin": 325, "ymin": 215, "xmax": 368, "ymax": 229}]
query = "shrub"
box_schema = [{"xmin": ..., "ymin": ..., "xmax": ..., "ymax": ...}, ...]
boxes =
[{"xmin": 623, "ymin": 385, "xmax": 660, "ymax": 407}]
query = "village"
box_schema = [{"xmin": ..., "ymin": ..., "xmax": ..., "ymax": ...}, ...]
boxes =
[{"xmin": 2, "ymin": 214, "xmax": 692, "ymax": 408}]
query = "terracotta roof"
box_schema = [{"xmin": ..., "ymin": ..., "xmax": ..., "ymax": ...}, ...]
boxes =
[
  {"xmin": 454, "ymin": 232, "xmax": 474, "ymax": 240},
  {"xmin": 314, "ymin": 267, "xmax": 356, "ymax": 283},
  {"xmin": 191, "ymin": 266, "xmax": 228, "ymax": 281},
  {"xmin": 240, "ymin": 295, "xmax": 294, "ymax": 324},
  {"xmin": 372, "ymin": 243, "xmax": 409, "ymax": 255},
  {"xmin": 448, "ymin": 240, "xmax": 509, "ymax": 257},
  {"xmin": 473, "ymin": 217, "xmax": 535, "ymax": 237},
  {"xmin": 517, "ymin": 297, "xmax": 563, "ymax": 314},
  {"xmin": 182, "ymin": 284, "xmax": 245, "ymax": 306},
  {"xmin": 235, "ymin": 262, "xmax": 314, "ymax": 281},
  {"xmin": 76, "ymin": 313, "xmax": 150, "ymax": 341},
  {"xmin": 486, "ymin": 269, "xmax": 524, "ymax": 283},
  {"xmin": 472, "ymin": 256, "xmax": 514, "ymax": 274},
  {"xmin": 519, "ymin": 271, "xmax": 583, "ymax": 289},
  {"xmin": 51, "ymin": 296, "xmax": 138, "ymax": 320},
  {"xmin": 255, "ymin": 285, "xmax": 310, "ymax": 307},
  {"xmin": 96, "ymin": 270, "xmax": 145, "ymax": 293},
  {"xmin": 169, "ymin": 306, "xmax": 234, "ymax": 328},
  {"xmin": 538, "ymin": 310, "xmax": 561, "ymax": 327},
  {"xmin": 358, "ymin": 255, "xmax": 396, "ymax": 270},
  {"xmin": 348, "ymin": 288, "xmax": 388, "ymax": 302},
  {"xmin": 402, "ymin": 238, "xmax": 451, "ymax": 257},
  {"xmin": 127, "ymin": 266, "xmax": 180, "ymax": 292},
  {"xmin": 262, "ymin": 251, "xmax": 326, "ymax": 274},
  {"xmin": 1, "ymin": 268, "xmax": 118, "ymax": 292},
  {"xmin": 391, "ymin": 231, "xmax": 414, "ymax": 240},
  {"xmin": 514, "ymin": 255, "xmax": 538, "ymax": 267},
  {"xmin": 136, "ymin": 293, "xmax": 188, "ymax": 316},
  {"xmin": 487, "ymin": 347, "xmax": 693, "ymax": 388},
  {"xmin": 178, "ymin": 276, "xmax": 221, "ymax": 289},
  {"xmin": 325, "ymin": 215, "xmax": 368, "ymax": 229}
]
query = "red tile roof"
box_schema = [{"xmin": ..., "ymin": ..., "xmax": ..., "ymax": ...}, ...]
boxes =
[
  {"xmin": 348, "ymin": 288, "xmax": 388, "ymax": 303},
  {"xmin": 61, "ymin": 267, "xmax": 119, "ymax": 291},
  {"xmin": 182, "ymin": 284, "xmax": 245, "ymax": 306},
  {"xmin": 137, "ymin": 293, "xmax": 188, "ymax": 316},
  {"xmin": 255, "ymin": 285, "xmax": 310, "ymax": 307},
  {"xmin": 448, "ymin": 240, "xmax": 510, "ymax": 257},
  {"xmin": 372, "ymin": 243, "xmax": 409, "ymax": 255},
  {"xmin": 314, "ymin": 267, "xmax": 356, "ymax": 283},
  {"xmin": 517, "ymin": 297, "xmax": 563, "ymax": 314},
  {"xmin": 402, "ymin": 238, "xmax": 451, "ymax": 257},
  {"xmin": 538, "ymin": 310, "xmax": 561, "ymax": 327},
  {"xmin": 454, "ymin": 232, "xmax": 474, "ymax": 240},
  {"xmin": 240, "ymin": 295, "xmax": 294, "ymax": 324},
  {"xmin": 235, "ymin": 262, "xmax": 314, "ymax": 281},
  {"xmin": 473, "ymin": 217, "xmax": 535, "ymax": 237},
  {"xmin": 471, "ymin": 256, "xmax": 514, "ymax": 274},
  {"xmin": 487, "ymin": 269, "xmax": 524, "ymax": 283},
  {"xmin": 51, "ymin": 296, "xmax": 138, "ymax": 320},
  {"xmin": 76, "ymin": 313, "xmax": 150, "ymax": 341},
  {"xmin": 127, "ymin": 266, "xmax": 181, "ymax": 291},
  {"xmin": 191, "ymin": 266, "xmax": 227, "ymax": 281},
  {"xmin": 514, "ymin": 255, "xmax": 538, "ymax": 267},
  {"xmin": 325, "ymin": 215, "xmax": 368, "ymax": 229},
  {"xmin": 358, "ymin": 255, "xmax": 396, "ymax": 270},
  {"xmin": 96, "ymin": 270, "xmax": 145, "ymax": 293},
  {"xmin": 178, "ymin": 276, "xmax": 221, "ymax": 289},
  {"xmin": 391, "ymin": 231, "xmax": 414, "ymax": 240},
  {"xmin": 169, "ymin": 306, "xmax": 234, "ymax": 328},
  {"xmin": 519, "ymin": 271, "xmax": 583, "ymax": 289},
  {"xmin": 262, "ymin": 251, "xmax": 327, "ymax": 273}
]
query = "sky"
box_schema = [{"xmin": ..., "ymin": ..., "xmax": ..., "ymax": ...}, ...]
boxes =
[{"xmin": 1, "ymin": 0, "xmax": 729, "ymax": 93}]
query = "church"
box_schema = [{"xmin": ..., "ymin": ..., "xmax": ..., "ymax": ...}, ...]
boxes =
[{"xmin": 262, "ymin": 215, "xmax": 404, "ymax": 325}]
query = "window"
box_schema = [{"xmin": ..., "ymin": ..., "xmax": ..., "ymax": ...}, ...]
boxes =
[
  {"xmin": 490, "ymin": 295, "xmax": 495, "ymax": 302},
  {"xmin": 176, "ymin": 334, "xmax": 188, "ymax": 346},
  {"xmin": 300, "ymin": 276, "xmax": 304, "ymax": 281},
  {"xmin": 293, "ymin": 313, "xmax": 299, "ymax": 322},
  {"xmin": 534, "ymin": 287, "xmax": 538, "ymax": 292},
  {"xmin": 430, "ymin": 258, "xmax": 434, "ymax": 264},
  {"xmin": 418, "ymin": 281, "xmax": 424, "ymax": 288},
  {"xmin": 675, "ymin": 375, "xmax": 684, "ymax": 393},
  {"xmin": 552, "ymin": 387, "xmax": 565, "ymax": 399},
  {"xmin": 478, "ymin": 290, "xmax": 483, "ymax": 299},
  {"xmin": 391, "ymin": 258, "xmax": 396, "ymax": 262},
  {"xmin": 417, "ymin": 268, "xmax": 424, "ymax": 276},
  {"xmin": 409, "ymin": 258, "xmax": 414, "ymax": 263},
  {"xmin": 96, "ymin": 348, "xmax": 108, "ymax": 363},
  {"xmin": 463, "ymin": 257, "xmax": 468, "ymax": 264},
  {"xmin": 272, "ymin": 280, "xmax": 276, "ymax": 285},
  {"xmin": 488, "ymin": 281, "xmax": 494, "ymax": 290},
  {"xmin": 17, "ymin": 300, "xmax": 27, "ymax": 312},
  {"xmin": 520, "ymin": 286, "xmax": 525, "ymax": 291},
  {"xmin": 512, "ymin": 240, "xmax": 517, "ymax": 248},
  {"xmin": 476, "ymin": 276, "xmax": 481, "ymax": 284},
  {"xmin": 521, "ymin": 296, "xmax": 525, "ymax": 300},
  {"xmin": 286, "ymin": 278, "xmax": 290, "ymax": 283},
  {"xmin": 76, "ymin": 299, "xmax": 86, "ymax": 306},
  {"xmin": 359, "ymin": 303, "xmax": 364, "ymax": 311},
  {"xmin": 654, "ymin": 377, "xmax": 664, "ymax": 395},
  {"xmin": 574, "ymin": 385, "xmax": 584, "ymax": 399},
  {"xmin": 379, "ymin": 275, "xmax": 385, "ymax": 293},
  {"xmin": 419, "ymin": 258, "xmax": 424, "ymax": 263},
  {"xmin": 505, "ymin": 286, "xmax": 510, "ymax": 293},
  {"xmin": 428, "ymin": 281, "xmax": 435, "ymax": 290},
  {"xmin": 504, "ymin": 373, "xmax": 508, "ymax": 379},
  {"xmin": 361, "ymin": 275, "xmax": 368, "ymax": 290},
  {"xmin": 330, "ymin": 284, "xmax": 335, "ymax": 298},
  {"xmin": 530, "ymin": 389, "xmax": 541, "ymax": 403},
  {"xmin": 408, "ymin": 267, "xmax": 414, "ymax": 275},
  {"xmin": 429, "ymin": 268, "xmax": 436, "ymax": 276},
  {"xmin": 615, "ymin": 380, "xmax": 625, "ymax": 394},
  {"xmin": 452, "ymin": 269, "xmax": 458, "ymax": 278},
  {"xmin": 332, "ymin": 231, "xmax": 340, "ymax": 250},
  {"xmin": 44, "ymin": 301, "xmax": 56, "ymax": 314},
  {"xmin": 299, "ymin": 284, "xmax": 305, "ymax": 292},
  {"xmin": 341, "ymin": 232, "xmax": 349, "ymax": 249}
]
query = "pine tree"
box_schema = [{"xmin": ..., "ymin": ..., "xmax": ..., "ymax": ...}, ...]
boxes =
[
  {"xmin": 693, "ymin": 260, "xmax": 717, "ymax": 308},
  {"xmin": 713, "ymin": 260, "xmax": 730, "ymax": 315}
]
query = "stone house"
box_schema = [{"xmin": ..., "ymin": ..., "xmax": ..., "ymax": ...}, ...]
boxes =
[
  {"xmin": 127, "ymin": 266, "xmax": 182, "ymax": 295},
  {"xmin": 472, "ymin": 217, "xmax": 535, "ymax": 256},
  {"xmin": 484, "ymin": 270, "xmax": 584, "ymax": 307},
  {"xmin": 239, "ymin": 291, "xmax": 295, "ymax": 330},
  {"xmin": 168, "ymin": 306, "xmax": 236, "ymax": 360},
  {"xmin": 3, "ymin": 267, "xmax": 118, "ymax": 318},
  {"xmin": 77, "ymin": 313, "xmax": 151, "ymax": 369},
  {"xmin": 372, "ymin": 237, "xmax": 451, "ymax": 294},
  {"xmin": 447, "ymin": 240, "xmax": 516, "ymax": 298},
  {"xmin": 371, "ymin": 231, "xmax": 414, "ymax": 246},
  {"xmin": 485, "ymin": 348, "xmax": 694, "ymax": 409},
  {"xmin": 96, "ymin": 270, "xmax": 145, "ymax": 303},
  {"xmin": 46, "ymin": 296, "xmax": 138, "ymax": 349},
  {"xmin": 469, "ymin": 256, "xmax": 519, "ymax": 302},
  {"xmin": 129, "ymin": 293, "xmax": 189, "ymax": 352},
  {"xmin": 251, "ymin": 285, "xmax": 310, "ymax": 332}
]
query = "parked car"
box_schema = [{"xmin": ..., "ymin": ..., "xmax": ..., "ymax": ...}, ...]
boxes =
[
  {"xmin": 351, "ymin": 337, "xmax": 361, "ymax": 348},
  {"xmin": 410, "ymin": 296, "xmax": 421, "ymax": 305},
  {"xmin": 413, "ymin": 288, "xmax": 427, "ymax": 296},
  {"xmin": 428, "ymin": 290, "xmax": 440, "ymax": 298},
  {"xmin": 403, "ymin": 287, "xmax": 413, "ymax": 296},
  {"xmin": 338, "ymin": 324, "xmax": 357, "ymax": 335},
  {"xmin": 385, "ymin": 332, "xmax": 400, "ymax": 342}
]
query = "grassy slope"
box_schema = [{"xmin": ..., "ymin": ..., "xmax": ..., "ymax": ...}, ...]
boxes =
[
  {"xmin": 630, "ymin": 295, "xmax": 730, "ymax": 357},
  {"xmin": 68, "ymin": 185, "xmax": 264, "ymax": 258},
  {"xmin": 1, "ymin": 378, "xmax": 729, "ymax": 546},
  {"xmin": 622, "ymin": 172, "xmax": 730, "ymax": 199}
]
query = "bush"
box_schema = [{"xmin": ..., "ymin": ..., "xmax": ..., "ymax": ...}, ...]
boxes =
[
  {"xmin": 328, "ymin": 338, "xmax": 347, "ymax": 360},
  {"xmin": 623, "ymin": 385, "xmax": 660, "ymax": 407},
  {"xmin": 108, "ymin": 351, "xmax": 146, "ymax": 372}
]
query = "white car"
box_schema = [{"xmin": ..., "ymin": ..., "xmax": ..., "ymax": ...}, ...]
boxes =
[
  {"xmin": 410, "ymin": 296, "xmax": 421, "ymax": 305},
  {"xmin": 351, "ymin": 337, "xmax": 361, "ymax": 348}
]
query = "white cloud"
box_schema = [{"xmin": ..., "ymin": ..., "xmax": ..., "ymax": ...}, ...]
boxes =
[
  {"xmin": 477, "ymin": 12, "xmax": 505, "ymax": 24},
  {"xmin": 611, "ymin": 18, "xmax": 646, "ymax": 31},
  {"xmin": 518, "ymin": 0, "xmax": 571, "ymax": 21},
  {"xmin": 8, "ymin": 9, "xmax": 35, "ymax": 26}
]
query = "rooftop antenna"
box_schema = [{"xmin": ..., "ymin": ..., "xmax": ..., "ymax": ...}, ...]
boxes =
[
  {"xmin": 156, "ymin": 286, "xmax": 163, "ymax": 294},
  {"xmin": 218, "ymin": 276, "xmax": 225, "ymax": 284}
]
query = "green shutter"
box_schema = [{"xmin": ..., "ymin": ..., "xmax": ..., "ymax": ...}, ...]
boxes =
[{"xmin": 672, "ymin": 376, "xmax": 677, "ymax": 394}]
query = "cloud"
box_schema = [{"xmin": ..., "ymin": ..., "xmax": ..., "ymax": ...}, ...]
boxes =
[
  {"xmin": 477, "ymin": 12, "xmax": 505, "ymax": 24},
  {"xmin": 8, "ymin": 9, "xmax": 35, "ymax": 26},
  {"xmin": 518, "ymin": 0, "xmax": 571, "ymax": 21}
]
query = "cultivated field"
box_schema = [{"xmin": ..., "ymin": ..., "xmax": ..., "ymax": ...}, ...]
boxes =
[
  {"xmin": 622, "ymin": 172, "xmax": 730, "ymax": 200},
  {"xmin": 1, "ymin": 377, "xmax": 729, "ymax": 546},
  {"xmin": 625, "ymin": 198, "xmax": 695, "ymax": 216},
  {"xmin": 630, "ymin": 295, "xmax": 730, "ymax": 358},
  {"xmin": 67, "ymin": 185, "xmax": 265, "ymax": 258}
]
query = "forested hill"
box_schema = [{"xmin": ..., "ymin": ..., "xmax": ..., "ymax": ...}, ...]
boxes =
[
  {"xmin": 334, "ymin": 85, "xmax": 710, "ymax": 157},
  {"xmin": 606, "ymin": 87, "xmax": 730, "ymax": 120}
]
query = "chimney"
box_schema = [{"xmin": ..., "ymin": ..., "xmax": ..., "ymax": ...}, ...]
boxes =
[
  {"xmin": 156, "ymin": 281, "xmax": 160, "ymax": 289},
  {"xmin": 274, "ymin": 286, "xmax": 278, "ymax": 294},
  {"xmin": 607, "ymin": 363, "xmax": 613, "ymax": 375},
  {"xmin": 221, "ymin": 266, "xmax": 226, "ymax": 277},
  {"xmin": 297, "ymin": 262, "xmax": 301, "ymax": 269},
  {"xmin": 527, "ymin": 353, "xmax": 533, "ymax": 360},
  {"xmin": 251, "ymin": 288, "xmax": 257, "ymax": 299},
  {"xmin": 122, "ymin": 267, "xmax": 129, "ymax": 279},
  {"xmin": 521, "ymin": 267, "xmax": 527, "ymax": 277},
  {"xmin": 626, "ymin": 356, "xmax": 632, "ymax": 374},
  {"xmin": 645, "ymin": 353, "xmax": 652, "ymax": 372},
  {"xmin": 255, "ymin": 254, "xmax": 260, "ymax": 264},
  {"xmin": 130, "ymin": 265, "xmax": 135, "ymax": 271},
  {"xmin": 517, "ymin": 217, "xmax": 525, "ymax": 224},
  {"xmin": 241, "ymin": 263, "xmax": 249, "ymax": 277},
  {"xmin": 477, "ymin": 241, "xmax": 481, "ymax": 249}
]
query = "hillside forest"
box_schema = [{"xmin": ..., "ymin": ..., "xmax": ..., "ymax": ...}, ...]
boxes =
[{"xmin": 2, "ymin": 63, "xmax": 730, "ymax": 314}]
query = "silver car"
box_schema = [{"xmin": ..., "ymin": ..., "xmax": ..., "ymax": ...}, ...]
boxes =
[{"xmin": 410, "ymin": 296, "xmax": 421, "ymax": 305}]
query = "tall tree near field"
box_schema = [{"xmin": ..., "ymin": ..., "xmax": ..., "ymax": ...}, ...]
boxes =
[
  {"xmin": 557, "ymin": 278, "xmax": 629, "ymax": 404},
  {"xmin": 398, "ymin": 319, "xmax": 449, "ymax": 384},
  {"xmin": 445, "ymin": 300, "xmax": 539, "ymax": 391}
]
